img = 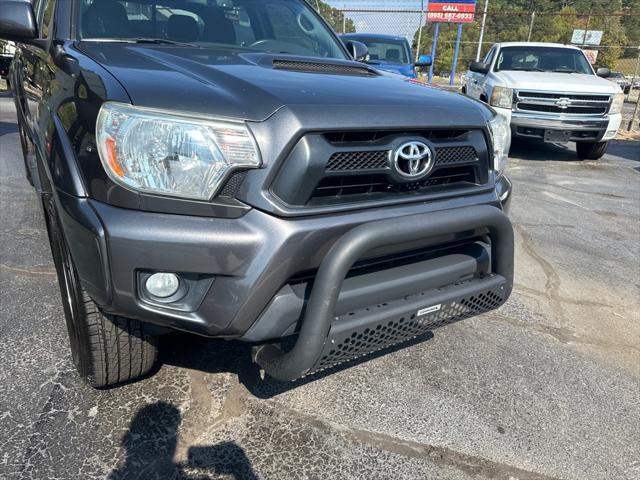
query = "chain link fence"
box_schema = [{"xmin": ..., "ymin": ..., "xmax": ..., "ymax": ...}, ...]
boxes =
[{"xmin": 312, "ymin": 2, "xmax": 640, "ymax": 90}]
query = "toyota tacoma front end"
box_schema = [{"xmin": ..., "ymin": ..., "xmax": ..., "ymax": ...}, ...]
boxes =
[{"xmin": 3, "ymin": 0, "xmax": 513, "ymax": 387}]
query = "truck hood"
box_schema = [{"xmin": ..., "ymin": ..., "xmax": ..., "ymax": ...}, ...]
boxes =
[
  {"xmin": 78, "ymin": 43, "xmax": 490, "ymax": 124},
  {"xmin": 495, "ymin": 70, "xmax": 620, "ymax": 94}
]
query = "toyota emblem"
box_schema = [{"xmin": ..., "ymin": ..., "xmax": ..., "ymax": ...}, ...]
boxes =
[{"xmin": 393, "ymin": 141, "xmax": 433, "ymax": 179}]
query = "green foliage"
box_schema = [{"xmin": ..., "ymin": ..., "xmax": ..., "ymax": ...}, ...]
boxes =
[{"xmin": 308, "ymin": 0, "xmax": 356, "ymax": 33}]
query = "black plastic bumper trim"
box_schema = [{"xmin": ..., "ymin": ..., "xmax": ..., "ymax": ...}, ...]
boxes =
[{"xmin": 253, "ymin": 204, "xmax": 514, "ymax": 381}]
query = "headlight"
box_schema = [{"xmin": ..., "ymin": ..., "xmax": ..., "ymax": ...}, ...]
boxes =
[
  {"xmin": 488, "ymin": 113, "xmax": 511, "ymax": 175},
  {"xmin": 96, "ymin": 102, "xmax": 261, "ymax": 200},
  {"xmin": 489, "ymin": 86, "xmax": 513, "ymax": 109},
  {"xmin": 609, "ymin": 93, "xmax": 624, "ymax": 115}
]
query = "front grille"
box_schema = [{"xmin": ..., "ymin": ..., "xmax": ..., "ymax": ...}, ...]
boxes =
[
  {"xmin": 272, "ymin": 59, "xmax": 377, "ymax": 76},
  {"xmin": 326, "ymin": 150, "xmax": 389, "ymax": 172},
  {"xmin": 518, "ymin": 103, "xmax": 607, "ymax": 115},
  {"xmin": 270, "ymin": 129, "xmax": 489, "ymax": 210},
  {"xmin": 435, "ymin": 146, "xmax": 479, "ymax": 165},
  {"xmin": 517, "ymin": 92, "xmax": 609, "ymax": 101},
  {"xmin": 325, "ymin": 146, "xmax": 478, "ymax": 173},
  {"xmin": 515, "ymin": 90, "xmax": 610, "ymax": 116},
  {"xmin": 312, "ymin": 167, "xmax": 476, "ymax": 200},
  {"xmin": 324, "ymin": 129, "xmax": 470, "ymax": 144}
]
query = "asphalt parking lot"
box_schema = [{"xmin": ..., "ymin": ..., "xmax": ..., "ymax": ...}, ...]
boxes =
[{"xmin": 1, "ymin": 93, "xmax": 639, "ymax": 480}]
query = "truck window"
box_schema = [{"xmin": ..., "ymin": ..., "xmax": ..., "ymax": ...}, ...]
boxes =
[
  {"xmin": 78, "ymin": 0, "xmax": 347, "ymax": 60},
  {"xmin": 344, "ymin": 37, "xmax": 410, "ymax": 64},
  {"xmin": 482, "ymin": 47, "xmax": 495, "ymax": 66},
  {"xmin": 495, "ymin": 46, "xmax": 593, "ymax": 74}
]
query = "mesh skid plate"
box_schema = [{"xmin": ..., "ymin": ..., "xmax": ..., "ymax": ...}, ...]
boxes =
[{"xmin": 311, "ymin": 276, "xmax": 507, "ymax": 373}]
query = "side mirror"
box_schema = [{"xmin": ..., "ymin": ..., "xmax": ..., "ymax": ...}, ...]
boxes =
[
  {"xmin": 415, "ymin": 54, "xmax": 432, "ymax": 67},
  {"xmin": 469, "ymin": 61, "xmax": 490, "ymax": 74},
  {"xmin": 596, "ymin": 67, "xmax": 611, "ymax": 78},
  {"xmin": 0, "ymin": 1, "xmax": 37, "ymax": 42},
  {"xmin": 345, "ymin": 40, "xmax": 368, "ymax": 62}
]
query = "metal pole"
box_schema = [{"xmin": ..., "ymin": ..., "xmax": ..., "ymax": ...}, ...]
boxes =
[
  {"xmin": 342, "ymin": 13, "xmax": 346, "ymax": 34},
  {"xmin": 475, "ymin": 0, "xmax": 489, "ymax": 61},
  {"xmin": 581, "ymin": 5, "xmax": 592, "ymax": 48},
  {"xmin": 415, "ymin": 0, "xmax": 425, "ymax": 60},
  {"xmin": 527, "ymin": 11, "xmax": 536, "ymax": 42},
  {"xmin": 450, "ymin": 23, "xmax": 463, "ymax": 86},
  {"xmin": 628, "ymin": 47, "xmax": 640, "ymax": 131},
  {"xmin": 628, "ymin": 46, "xmax": 640, "ymax": 101},
  {"xmin": 429, "ymin": 22, "xmax": 440, "ymax": 83},
  {"xmin": 629, "ymin": 94, "xmax": 639, "ymax": 132}
]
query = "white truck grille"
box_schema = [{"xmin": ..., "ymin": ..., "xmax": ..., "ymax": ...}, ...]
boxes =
[{"xmin": 515, "ymin": 91, "xmax": 611, "ymax": 116}]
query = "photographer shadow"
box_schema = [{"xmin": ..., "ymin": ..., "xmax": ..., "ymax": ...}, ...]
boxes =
[{"xmin": 109, "ymin": 401, "xmax": 258, "ymax": 480}]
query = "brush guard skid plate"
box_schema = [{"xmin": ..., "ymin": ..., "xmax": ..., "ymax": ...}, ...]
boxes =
[{"xmin": 253, "ymin": 205, "xmax": 514, "ymax": 381}]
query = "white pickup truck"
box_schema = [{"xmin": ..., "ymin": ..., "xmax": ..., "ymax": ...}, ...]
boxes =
[{"xmin": 462, "ymin": 42, "xmax": 624, "ymax": 160}]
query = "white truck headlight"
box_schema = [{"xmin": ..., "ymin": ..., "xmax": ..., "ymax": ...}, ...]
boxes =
[
  {"xmin": 96, "ymin": 102, "xmax": 261, "ymax": 201},
  {"xmin": 609, "ymin": 93, "xmax": 624, "ymax": 115},
  {"xmin": 489, "ymin": 86, "xmax": 513, "ymax": 109},
  {"xmin": 488, "ymin": 113, "xmax": 511, "ymax": 175}
]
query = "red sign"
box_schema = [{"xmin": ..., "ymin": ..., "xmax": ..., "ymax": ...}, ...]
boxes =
[
  {"xmin": 427, "ymin": 1, "xmax": 476, "ymax": 23},
  {"xmin": 428, "ymin": 3, "xmax": 476, "ymax": 13}
]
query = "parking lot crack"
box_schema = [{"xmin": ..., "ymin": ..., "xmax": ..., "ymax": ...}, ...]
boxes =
[
  {"xmin": 274, "ymin": 403, "xmax": 563, "ymax": 480},
  {"xmin": 0, "ymin": 263, "xmax": 56, "ymax": 276},
  {"xmin": 176, "ymin": 370, "xmax": 214, "ymax": 460},
  {"xmin": 488, "ymin": 310, "xmax": 640, "ymax": 353},
  {"xmin": 514, "ymin": 283, "xmax": 631, "ymax": 310},
  {"xmin": 210, "ymin": 377, "xmax": 251, "ymax": 428},
  {"xmin": 514, "ymin": 225, "xmax": 566, "ymax": 324},
  {"xmin": 537, "ymin": 181, "xmax": 627, "ymax": 200}
]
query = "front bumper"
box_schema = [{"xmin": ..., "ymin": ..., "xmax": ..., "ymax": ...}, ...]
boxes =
[
  {"xmin": 56, "ymin": 178, "xmax": 512, "ymax": 342},
  {"xmin": 494, "ymin": 107, "xmax": 621, "ymax": 141},
  {"xmin": 253, "ymin": 204, "xmax": 513, "ymax": 381}
]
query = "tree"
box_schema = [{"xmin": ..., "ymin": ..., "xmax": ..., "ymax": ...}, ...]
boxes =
[{"xmin": 309, "ymin": 0, "xmax": 356, "ymax": 34}]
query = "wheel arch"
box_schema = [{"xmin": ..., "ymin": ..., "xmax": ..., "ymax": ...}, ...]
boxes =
[{"xmin": 43, "ymin": 190, "xmax": 113, "ymax": 307}]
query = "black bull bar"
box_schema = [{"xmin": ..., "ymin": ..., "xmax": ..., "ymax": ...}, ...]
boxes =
[{"xmin": 253, "ymin": 205, "xmax": 514, "ymax": 381}]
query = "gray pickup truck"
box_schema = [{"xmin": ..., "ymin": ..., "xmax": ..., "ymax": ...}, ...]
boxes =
[{"xmin": 2, "ymin": 0, "xmax": 513, "ymax": 387}]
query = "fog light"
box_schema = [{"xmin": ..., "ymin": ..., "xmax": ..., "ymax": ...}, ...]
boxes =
[{"xmin": 145, "ymin": 273, "xmax": 180, "ymax": 298}]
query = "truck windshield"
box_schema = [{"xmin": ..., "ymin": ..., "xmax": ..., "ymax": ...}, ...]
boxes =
[
  {"xmin": 77, "ymin": 0, "xmax": 347, "ymax": 60},
  {"xmin": 345, "ymin": 37, "xmax": 410, "ymax": 64},
  {"xmin": 495, "ymin": 46, "xmax": 593, "ymax": 74}
]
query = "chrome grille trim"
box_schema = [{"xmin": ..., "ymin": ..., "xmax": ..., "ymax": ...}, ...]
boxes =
[{"xmin": 514, "ymin": 90, "xmax": 611, "ymax": 116}]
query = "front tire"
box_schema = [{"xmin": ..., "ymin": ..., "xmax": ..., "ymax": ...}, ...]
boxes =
[
  {"xmin": 43, "ymin": 195, "xmax": 158, "ymax": 387},
  {"xmin": 576, "ymin": 141, "xmax": 609, "ymax": 160}
]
